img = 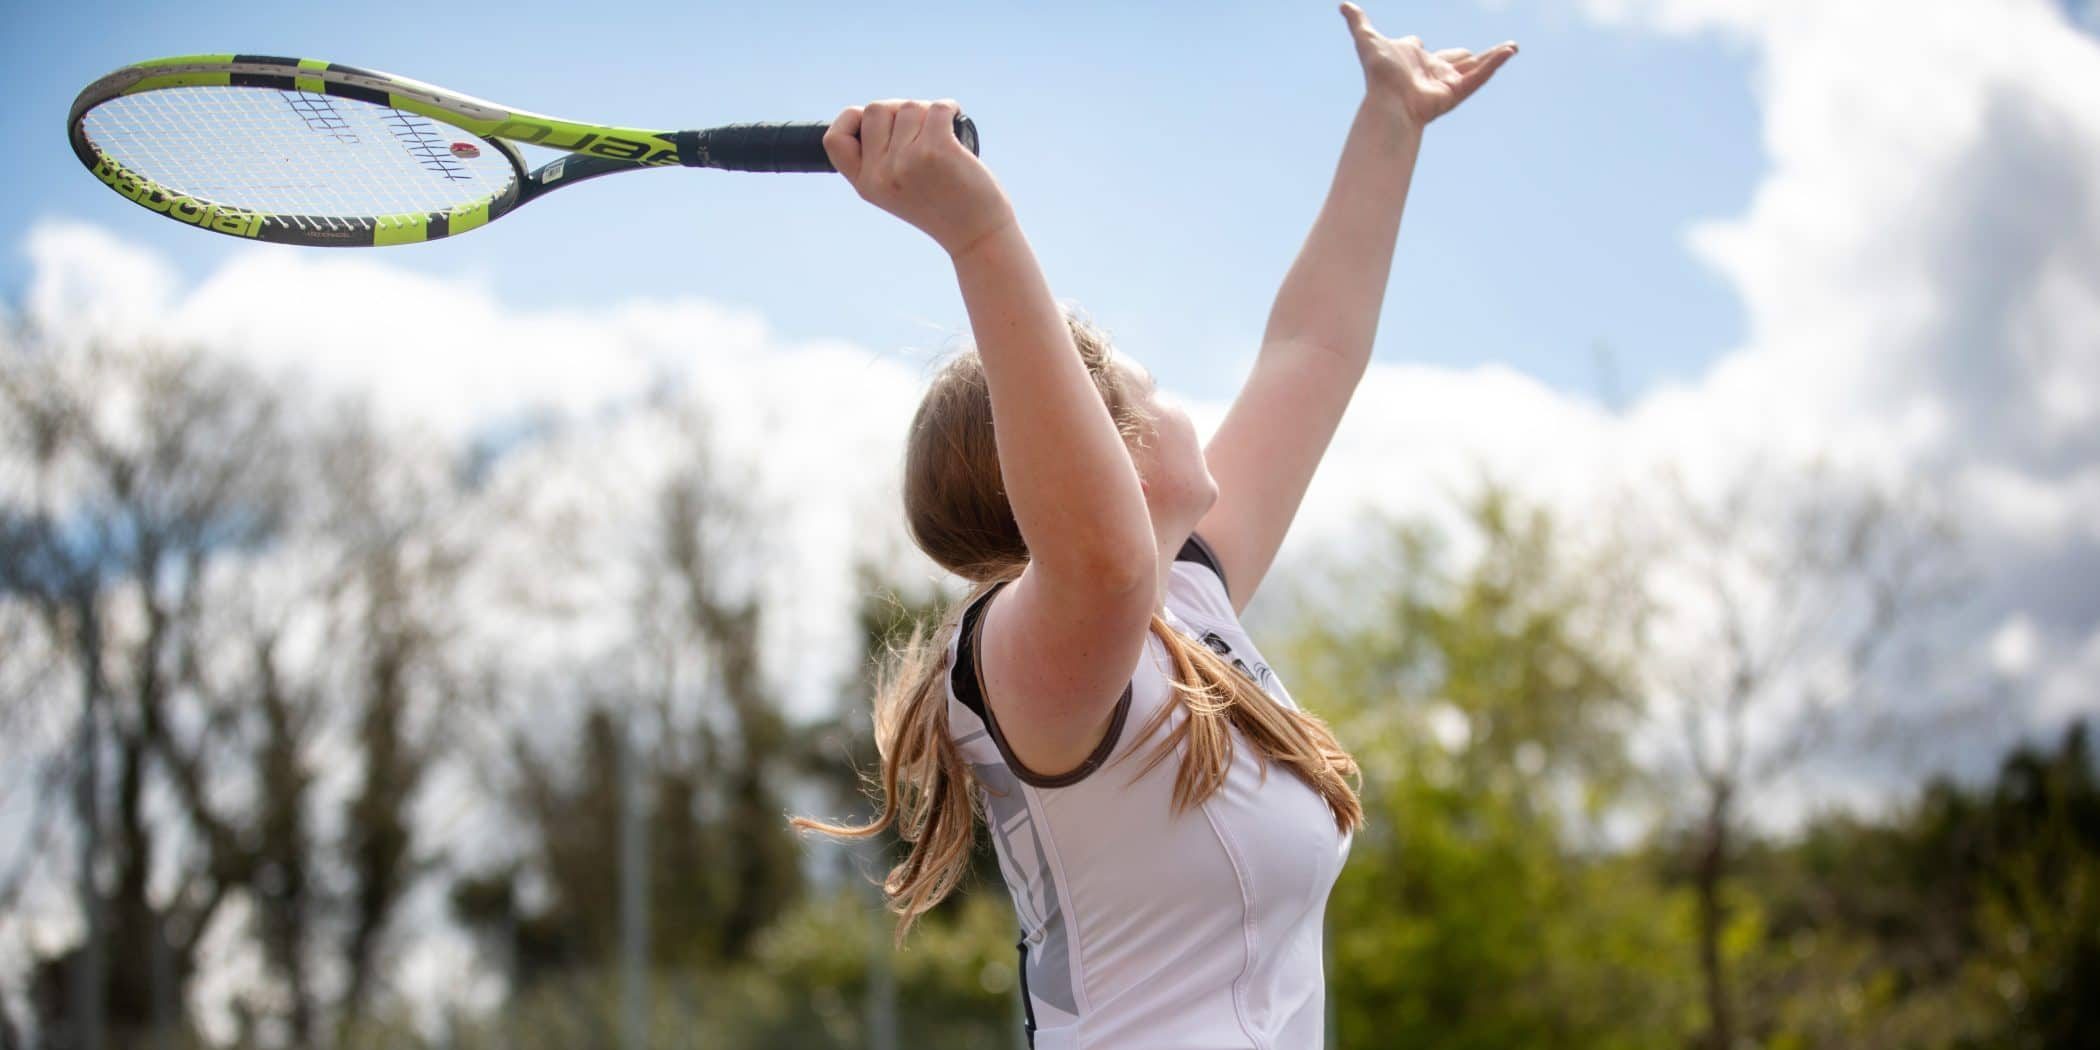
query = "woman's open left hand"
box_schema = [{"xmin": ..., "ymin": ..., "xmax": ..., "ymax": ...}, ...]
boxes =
[{"xmin": 1340, "ymin": 2, "xmax": 1517, "ymax": 130}]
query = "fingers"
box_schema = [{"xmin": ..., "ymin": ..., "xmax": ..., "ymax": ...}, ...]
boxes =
[
  {"xmin": 926, "ymin": 99, "xmax": 961, "ymax": 148},
  {"xmin": 861, "ymin": 101, "xmax": 898, "ymax": 167},
  {"xmin": 824, "ymin": 105, "xmax": 864, "ymax": 179},
  {"xmin": 891, "ymin": 99, "xmax": 930, "ymax": 149},
  {"xmin": 832, "ymin": 98, "xmax": 967, "ymax": 196},
  {"xmin": 855, "ymin": 99, "xmax": 950, "ymax": 165},
  {"xmin": 1440, "ymin": 42, "xmax": 1515, "ymax": 72},
  {"xmin": 1460, "ymin": 42, "xmax": 1518, "ymax": 67},
  {"xmin": 1345, "ymin": 1, "xmax": 1516, "ymax": 71},
  {"xmin": 1339, "ymin": 1, "xmax": 1397, "ymax": 45},
  {"xmin": 1453, "ymin": 43, "xmax": 1518, "ymax": 101}
]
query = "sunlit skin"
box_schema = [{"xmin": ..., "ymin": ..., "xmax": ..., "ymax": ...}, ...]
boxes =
[
  {"xmin": 1115, "ymin": 355, "xmax": 1222, "ymax": 612},
  {"xmin": 1340, "ymin": 1, "xmax": 1518, "ymax": 129},
  {"xmin": 1185, "ymin": 2, "xmax": 1516, "ymax": 619}
]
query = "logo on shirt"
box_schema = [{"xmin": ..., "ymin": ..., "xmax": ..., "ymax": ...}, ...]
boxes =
[{"xmin": 1200, "ymin": 630, "xmax": 1278, "ymax": 694}]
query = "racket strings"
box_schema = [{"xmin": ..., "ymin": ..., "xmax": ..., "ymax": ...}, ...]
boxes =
[
  {"xmin": 280, "ymin": 93, "xmax": 359, "ymax": 144},
  {"xmin": 83, "ymin": 85, "xmax": 515, "ymax": 226},
  {"xmin": 379, "ymin": 110, "xmax": 474, "ymax": 183}
]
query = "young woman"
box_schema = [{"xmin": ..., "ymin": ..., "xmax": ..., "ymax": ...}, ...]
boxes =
[{"xmin": 792, "ymin": 5, "xmax": 1516, "ymax": 1046}]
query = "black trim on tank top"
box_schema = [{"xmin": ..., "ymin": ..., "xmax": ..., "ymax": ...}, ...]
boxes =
[
  {"xmin": 1176, "ymin": 530, "xmax": 1229, "ymax": 596},
  {"xmin": 1016, "ymin": 935, "xmax": 1038, "ymax": 1046},
  {"xmin": 952, "ymin": 579, "xmax": 1132, "ymax": 788}
]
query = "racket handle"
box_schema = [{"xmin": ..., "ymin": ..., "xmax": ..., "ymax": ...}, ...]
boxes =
[{"xmin": 684, "ymin": 114, "xmax": 980, "ymax": 172}]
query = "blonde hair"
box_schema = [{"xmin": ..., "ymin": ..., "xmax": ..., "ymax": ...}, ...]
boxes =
[{"xmin": 790, "ymin": 309, "xmax": 1363, "ymax": 947}]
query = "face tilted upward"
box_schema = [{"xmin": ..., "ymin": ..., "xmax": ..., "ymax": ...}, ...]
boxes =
[{"xmin": 1115, "ymin": 355, "xmax": 1219, "ymax": 531}]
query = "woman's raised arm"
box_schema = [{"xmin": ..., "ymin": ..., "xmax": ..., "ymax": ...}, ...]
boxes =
[
  {"xmin": 827, "ymin": 99, "xmax": 1155, "ymax": 586},
  {"xmin": 826, "ymin": 99, "xmax": 1156, "ymax": 778},
  {"xmin": 1195, "ymin": 3, "xmax": 1518, "ymax": 614}
]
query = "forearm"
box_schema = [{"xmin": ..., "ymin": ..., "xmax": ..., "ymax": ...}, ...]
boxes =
[
  {"xmin": 949, "ymin": 224, "xmax": 1155, "ymax": 580},
  {"xmin": 1260, "ymin": 98, "xmax": 1425, "ymax": 369}
]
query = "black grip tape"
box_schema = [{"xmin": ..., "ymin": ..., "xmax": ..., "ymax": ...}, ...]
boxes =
[{"xmin": 690, "ymin": 114, "xmax": 980, "ymax": 173}]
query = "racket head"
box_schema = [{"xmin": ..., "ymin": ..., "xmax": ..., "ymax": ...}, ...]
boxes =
[{"xmin": 67, "ymin": 55, "xmax": 681, "ymax": 246}]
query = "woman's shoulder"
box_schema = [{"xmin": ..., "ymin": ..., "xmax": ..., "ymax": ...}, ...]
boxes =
[{"xmin": 945, "ymin": 577, "xmax": 1140, "ymax": 789}]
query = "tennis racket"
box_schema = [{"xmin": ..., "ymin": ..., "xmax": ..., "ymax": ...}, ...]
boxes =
[{"xmin": 68, "ymin": 54, "xmax": 981, "ymax": 247}]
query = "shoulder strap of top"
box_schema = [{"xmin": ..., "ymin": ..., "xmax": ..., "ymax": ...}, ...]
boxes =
[
  {"xmin": 1175, "ymin": 530, "xmax": 1228, "ymax": 593},
  {"xmin": 950, "ymin": 578, "xmax": 1132, "ymax": 789}
]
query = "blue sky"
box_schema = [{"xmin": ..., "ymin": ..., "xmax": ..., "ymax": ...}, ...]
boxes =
[{"xmin": 6, "ymin": 0, "xmax": 1761, "ymax": 405}]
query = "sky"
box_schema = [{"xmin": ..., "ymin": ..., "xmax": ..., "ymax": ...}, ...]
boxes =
[
  {"xmin": 6, "ymin": 0, "xmax": 2100, "ymax": 836},
  {"xmin": 4, "ymin": 0, "xmax": 1764, "ymax": 402}
]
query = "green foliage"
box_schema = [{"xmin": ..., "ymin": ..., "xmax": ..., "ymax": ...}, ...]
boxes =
[
  {"xmin": 450, "ymin": 699, "xmax": 808, "ymax": 984},
  {"xmin": 442, "ymin": 565, "xmax": 1024, "ymax": 1049},
  {"xmin": 1290, "ymin": 488, "xmax": 1698, "ymax": 1048},
  {"xmin": 440, "ymin": 886, "xmax": 1020, "ymax": 1049},
  {"xmin": 1746, "ymin": 724, "xmax": 2100, "ymax": 1049},
  {"xmin": 751, "ymin": 885, "xmax": 1023, "ymax": 1047}
]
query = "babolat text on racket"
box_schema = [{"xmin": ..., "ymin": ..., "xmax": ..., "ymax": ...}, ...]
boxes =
[{"xmin": 68, "ymin": 54, "xmax": 981, "ymax": 247}]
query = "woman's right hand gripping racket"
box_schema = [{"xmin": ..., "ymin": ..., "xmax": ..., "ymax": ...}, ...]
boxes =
[{"xmin": 824, "ymin": 99, "xmax": 1016, "ymax": 260}]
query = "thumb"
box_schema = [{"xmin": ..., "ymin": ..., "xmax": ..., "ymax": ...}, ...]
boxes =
[
  {"xmin": 1453, "ymin": 44, "xmax": 1518, "ymax": 103},
  {"xmin": 824, "ymin": 105, "xmax": 865, "ymax": 179},
  {"xmin": 1339, "ymin": 2, "xmax": 1373, "ymax": 35}
]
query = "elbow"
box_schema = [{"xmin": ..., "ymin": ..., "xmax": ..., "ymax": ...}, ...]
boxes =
[
  {"xmin": 1087, "ymin": 542, "xmax": 1156, "ymax": 596},
  {"xmin": 1043, "ymin": 539, "xmax": 1154, "ymax": 597}
]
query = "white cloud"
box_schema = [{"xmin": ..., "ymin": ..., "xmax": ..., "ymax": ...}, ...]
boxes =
[
  {"xmin": 1566, "ymin": 0, "xmax": 2100, "ymax": 733},
  {"xmin": 22, "ymin": 223, "xmax": 181, "ymax": 339},
  {"xmin": 1991, "ymin": 614, "xmax": 2042, "ymax": 679},
  {"xmin": 21, "ymin": 220, "xmax": 940, "ymax": 725}
]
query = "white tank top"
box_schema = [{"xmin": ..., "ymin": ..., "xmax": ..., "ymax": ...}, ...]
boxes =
[{"xmin": 944, "ymin": 533, "xmax": 1354, "ymax": 1049}]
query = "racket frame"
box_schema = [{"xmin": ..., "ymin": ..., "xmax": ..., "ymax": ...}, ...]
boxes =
[{"xmin": 71, "ymin": 55, "xmax": 745, "ymax": 247}]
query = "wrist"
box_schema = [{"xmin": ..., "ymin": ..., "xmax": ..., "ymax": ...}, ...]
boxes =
[
  {"xmin": 1359, "ymin": 92, "xmax": 1428, "ymax": 138},
  {"xmin": 944, "ymin": 210, "xmax": 1021, "ymax": 265}
]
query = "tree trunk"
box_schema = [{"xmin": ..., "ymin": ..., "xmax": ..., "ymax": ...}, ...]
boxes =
[
  {"xmin": 70, "ymin": 592, "xmax": 106, "ymax": 1050},
  {"xmin": 1696, "ymin": 782, "xmax": 1734, "ymax": 1050}
]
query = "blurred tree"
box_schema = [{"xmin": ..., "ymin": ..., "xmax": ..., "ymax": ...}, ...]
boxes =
[
  {"xmin": 816, "ymin": 561, "xmax": 1015, "ymax": 1045},
  {"xmin": 657, "ymin": 470, "xmax": 800, "ymax": 963},
  {"xmin": 11, "ymin": 320, "xmax": 2071, "ymax": 1050},
  {"xmin": 794, "ymin": 560, "xmax": 1007, "ymax": 912},
  {"xmin": 449, "ymin": 409, "xmax": 811, "ymax": 1014},
  {"xmin": 3, "ymin": 329, "xmax": 293, "ymax": 1048},
  {"xmin": 1740, "ymin": 721, "xmax": 2100, "ymax": 1049},
  {"xmin": 1, "ymin": 324, "xmax": 465, "ymax": 1047},
  {"xmin": 439, "ymin": 888, "xmax": 1018, "ymax": 1050},
  {"xmin": 310, "ymin": 409, "xmax": 474, "ymax": 1035},
  {"xmin": 1962, "ymin": 722, "xmax": 2100, "ymax": 1048},
  {"xmin": 1638, "ymin": 459, "xmax": 1960, "ymax": 1050},
  {"xmin": 1284, "ymin": 485, "xmax": 1697, "ymax": 1049}
]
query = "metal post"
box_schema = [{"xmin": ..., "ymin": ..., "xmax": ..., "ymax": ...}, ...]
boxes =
[
  {"xmin": 71, "ymin": 593, "xmax": 105, "ymax": 1050},
  {"xmin": 619, "ymin": 715, "xmax": 650, "ymax": 1050},
  {"xmin": 863, "ymin": 839, "xmax": 896, "ymax": 1050},
  {"xmin": 1325, "ymin": 911, "xmax": 1339, "ymax": 1048}
]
